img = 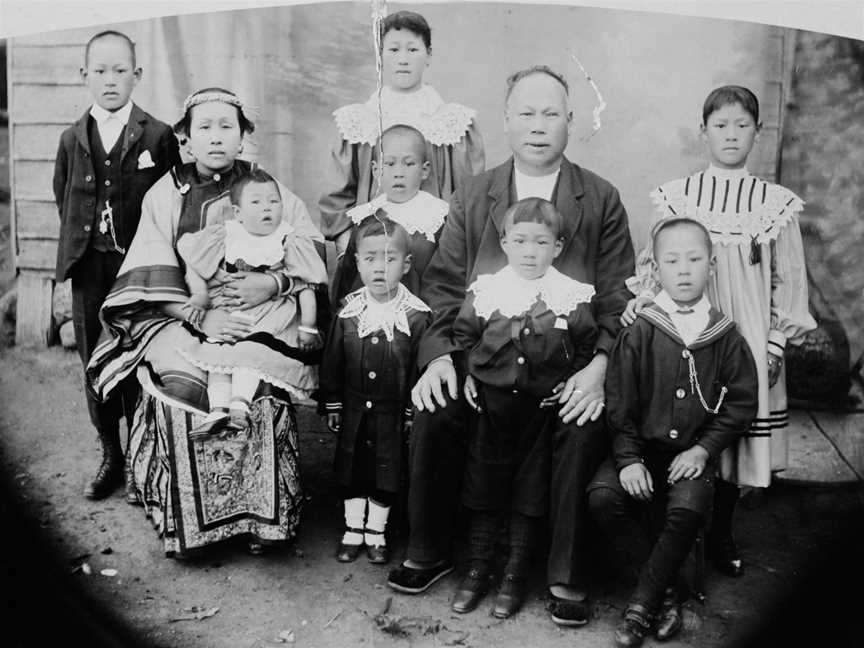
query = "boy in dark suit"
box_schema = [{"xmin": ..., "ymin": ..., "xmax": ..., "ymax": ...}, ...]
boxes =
[{"xmin": 53, "ymin": 30, "xmax": 179, "ymax": 500}]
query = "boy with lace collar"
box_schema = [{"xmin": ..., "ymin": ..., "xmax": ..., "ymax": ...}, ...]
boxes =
[
  {"xmin": 318, "ymin": 10, "xmax": 484, "ymax": 259},
  {"xmin": 330, "ymin": 124, "xmax": 450, "ymax": 306},
  {"xmin": 449, "ymin": 198, "xmax": 597, "ymax": 620},
  {"xmin": 589, "ymin": 218, "xmax": 757, "ymax": 648},
  {"xmin": 320, "ymin": 214, "xmax": 431, "ymax": 566}
]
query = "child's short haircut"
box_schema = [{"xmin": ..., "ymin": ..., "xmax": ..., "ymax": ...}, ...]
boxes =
[
  {"xmin": 502, "ymin": 198, "xmax": 564, "ymax": 239},
  {"xmin": 85, "ymin": 30, "xmax": 137, "ymax": 67},
  {"xmin": 505, "ymin": 65, "xmax": 570, "ymax": 106},
  {"xmin": 702, "ymin": 85, "xmax": 760, "ymax": 125},
  {"xmin": 651, "ymin": 217, "xmax": 713, "ymax": 257},
  {"xmin": 372, "ymin": 124, "xmax": 428, "ymax": 163},
  {"xmin": 173, "ymin": 87, "xmax": 256, "ymax": 139},
  {"xmin": 229, "ymin": 168, "xmax": 281, "ymax": 206},
  {"xmin": 382, "ymin": 11, "xmax": 432, "ymax": 50},
  {"xmin": 355, "ymin": 211, "xmax": 411, "ymax": 256}
]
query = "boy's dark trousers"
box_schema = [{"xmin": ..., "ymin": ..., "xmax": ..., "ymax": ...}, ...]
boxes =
[
  {"xmin": 71, "ymin": 247, "xmax": 139, "ymax": 499},
  {"xmin": 587, "ymin": 455, "xmax": 712, "ymax": 612}
]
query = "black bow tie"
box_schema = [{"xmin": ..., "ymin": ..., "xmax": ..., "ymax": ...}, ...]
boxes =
[{"xmin": 676, "ymin": 307, "xmax": 695, "ymax": 315}]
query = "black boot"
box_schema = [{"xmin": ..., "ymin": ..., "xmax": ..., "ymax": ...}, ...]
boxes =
[
  {"xmin": 708, "ymin": 480, "xmax": 743, "ymax": 577},
  {"xmin": 85, "ymin": 427, "xmax": 124, "ymax": 500}
]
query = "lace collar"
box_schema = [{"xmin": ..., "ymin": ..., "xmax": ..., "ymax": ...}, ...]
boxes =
[
  {"xmin": 469, "ymin": 266, "xmax": 595, "ymax": 320},
  {"xmin": 339, "ymin": 284, "xmax": 431, "ymax": 341},
  {"xmin": 333, "ymin": 84, "xmax": 476, "ymax": 146},
  {"xmin": 650, "ymin": 168, "xmax": 804, "ymax": 245},
  {"xmin": 347, "ymin": 191, "xmax": 449, "ymax": 242},
  {"xmin": 223, "ymin": 219, "xmax": 293, "ymax": 266}
]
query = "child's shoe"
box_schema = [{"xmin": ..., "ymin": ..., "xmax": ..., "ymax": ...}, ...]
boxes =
[
  {"xmin": 655, "ymin": 588, "xmax": 682, "ymax": 641},
  {"xmin": 364, "ymin": 498, "xmax": 390, "ymax": 564},
  {"xmin": 227, "ymin": 404, "xmax": 252, "ymax": 431},
  {"xmin": 492, "ymin": 573, "xmax": 527, "ymax": 618},
  {"xmin": 338, "ymin": 498, "xmax": 366, "ymax": 562},
  {"xmin": 190, "ymin": 409, "xmax": 229, "ymax": 437},
  {"xmin": 365, "ymin": 533, "xmax": 389, "ymax": 564},
  {"xmin": 614, "ymin": 604, "xmax": 654, "ymax": 648}
]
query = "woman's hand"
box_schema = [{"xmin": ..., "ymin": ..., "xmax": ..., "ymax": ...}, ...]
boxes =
[
  {"xmin": 221, "ymin": 271, "xmax": 279, "ymax": 309},
  {"xmin": 557, "ymin": 354, "xmax": 608, "ymax": 425},
  {"xmin": 667, "ymin": 445, "xmax": 709, "ymax": 483},
  {"xmin": 199, "ymin": 309, "xmax": 253, "ymax": 342},
  {"xmin": 767, "ymin": 351, "xmax": 783, "ymax": 387},
  {"xmin": 463, "ymin": 375, "xmax": 481, "ymax": 412}
]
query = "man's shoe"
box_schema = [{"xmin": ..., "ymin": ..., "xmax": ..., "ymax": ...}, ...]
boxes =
[
  {"xmin": 547, "ymin": 593, "xmax": 590, "ymax": 627},
  {"xmin": 709, "ymin": 534, "xmax": 744, "ymax": 577},
  {"xmin": 614, "ymin": 604, "xmax": 654, "ymax": 648},
  {"xmin": 492, "ymin": 574, "xmax": 527, "ymax": 619},
  {"xmin": 387, "ymin": 560, "xmax": 454, "ymax": 594},
  {"xmin": 451, "ymin": 569, "xmax": 490, "ymax": 614},
  {"xmin": 85, "ymin": 454, "xmax": 124, "ymax": 500},
  {"xmin": 655, "ymin": 589, "xmax": 682, "ymax": 641}
]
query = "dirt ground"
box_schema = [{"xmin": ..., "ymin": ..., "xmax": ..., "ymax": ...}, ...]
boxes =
[{"xmin": 1, "ymin": 346, "xmax": 864, "ymax": 648}]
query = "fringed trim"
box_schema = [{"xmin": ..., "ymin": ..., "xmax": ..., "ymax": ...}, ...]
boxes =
[{"xmin": 469, "ymin": 266, "xmax": 595, "ymax": 320}]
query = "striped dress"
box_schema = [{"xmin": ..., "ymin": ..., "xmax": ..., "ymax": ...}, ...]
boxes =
[{"xmin": 630, "ymin": 165, "xmax": 817, "ymax": 488}]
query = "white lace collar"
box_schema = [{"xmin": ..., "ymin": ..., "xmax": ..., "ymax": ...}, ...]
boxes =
[
  {"xmin": 650, "ymin": 168, "xmax": 804, "ymax": 245},
  {"xmin": 339, "ymin": 284, "xmax": 431, "ymax": 341},
  {"xmin": 333, "ymin": 84, "xmax": 476, "ymax": 146},
  {"xmin": 347, "ymin": 191, "xmax": 448, "ymax": 242},
  {"xmin": 469, "ymin": 266, "xmax": 595, "ymax": 320},
  {"xmin": 223, "ymin": 219, "xmax": 293, "ymax": 266}
]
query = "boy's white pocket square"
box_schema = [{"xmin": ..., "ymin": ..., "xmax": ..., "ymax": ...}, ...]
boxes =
[{"xmin": 137, "ymin": 150, "xmax": 155, "ymax": 169}]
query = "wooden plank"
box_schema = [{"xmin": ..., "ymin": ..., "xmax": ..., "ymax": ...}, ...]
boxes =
[
  {"xmin": 12, "ymin": 84, "xmax": 88, "ymax": 124},
  {"xmin": 13, "ymin": 124, "xmax": 67, "ymax": 161},
  {"xmin": 15, "ymin": 272, "xmax": 56, "ymax": 348},
  {"xmin": 13, "ymin": 160, "xmax": 56, "ymax": 201},
  {"xmin": 12, "ymin": 45, "xmax": 83, "ymax": 85},
  {"xmin": 16, "ymin": 239, "xmax": 58, "ymax": 272},
  {"xmin": 16, "ymin": 200, "xmax": 60, "ymax": 240}
]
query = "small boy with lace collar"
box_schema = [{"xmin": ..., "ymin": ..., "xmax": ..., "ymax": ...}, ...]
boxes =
[
  {"xmin": 330, "ymin": 124, "xmax": 450, "ymax": 306},
  {"xmin": 449, "ymin": 198, "xmax": 597, "ymax": 620},
  {"xmin": 588, "ymin": 218, "xmax": 757, "ymax": 648},
  {"xmin": 320, "ymin": 214, "xmax": 431, "ymax": 565}
]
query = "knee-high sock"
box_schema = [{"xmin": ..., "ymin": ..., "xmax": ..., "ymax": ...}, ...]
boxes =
[
  {"xmin": 506, "ymin": 512, "xmax": 540, "ymax": 577},
  {"xmin": 343, "ymin": 497, "xmax": 366, "ymax": 545},
  {"xmin": 230, "ymin": 368, "xmax": 259, "ymax": 412},
  {"xmin": 467, "ymin": 510, "xmax": 503, "ymax": 572},
  {"xmin": 207, "ymin": 373, "xmax": 231, "ymax": 417},
  {"xmin": 365, "ymin": 498, "xmax": 391, "ymax": 547}
]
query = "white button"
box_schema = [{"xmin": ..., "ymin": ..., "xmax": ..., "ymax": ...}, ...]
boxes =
[
  {"xmin": 681, "ymin": 349, "xmax": 690, "ymax": 359},
  {"xmin": 675, "ymin": 388, "xmax": 686, "ymax": 399},
  {"xmin": 523, "ymin": 328, "xmax": 530, "ymax": 335},
  {"xmin": 517, "ymin": 357, "xmax": 525, "ymax": 365},
  {"xmin": 669, "ymin": 429, "xmax": 679, "ymax": 439},
  {"xmin": 84, "ymin": 224, "xmax": 91, "ymax": 232},
  {"xmin": 365, "ymin": 401, "xmax": 373, "ymax": 409},
  {"xmin": 371, "ymin": 336, "xmax": 379, "ymax": 344},
  {"xmin": 85, "ymin": 175, "xmax": 93, "ymax": 181},
  {"xmin": 368, "ymin": 371, "xmax": 377, "ymax": 379},
  {"xmin": 512, "ymin": 389, "xmax": 518, "ymax": 394},
  {"xmin": 104, "ymin": 180, "xmax": 111, "ymax": 186},
  {"xmin": 104, "ymin": 160, "xmax": 111, "ymax": 166},
  {"xmin": 213, "ymin": 173, "xmax": 221, "ymax": 182}
]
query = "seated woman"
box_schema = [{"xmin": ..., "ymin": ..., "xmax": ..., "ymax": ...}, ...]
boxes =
[{"xmin": 87, "ymin": 87, "xmax": 327, "ymax": 557}]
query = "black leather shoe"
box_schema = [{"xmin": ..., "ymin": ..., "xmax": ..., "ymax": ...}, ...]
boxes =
[
  {"xmin": 655, "ymin": 589, "xmax": 682, "ymax": 641},
  {"xmin": 614, "ymin": 604, "xmax": 654, "ymax": 648},
  {"xmin": 85, "ymin": 454, "xmax": 124, "ymax": 500},
  {"xmin": 451, "ymin": 569, "xmax": 490, "ymax": 614},
  {"xmin": 388, "ymin": 560, "xmax": 454, "ymax": 594},
  {"xmin": 547, "ymin": 593, "xmax": 590, "ymax": 626},
  {"xmin": 492, "ymin": 573, "xmax": 527, "ymax": 619},
  {"xmin": 366, "ymin": 543, "xmax": 389, "ymax": 565},
  {"xmin": 709, "ymin": 535, "xmax": 744, "ymax": 577},
  {"xmin": 336, "ymin": 541, "xmax": 363, "ymax": 562}
]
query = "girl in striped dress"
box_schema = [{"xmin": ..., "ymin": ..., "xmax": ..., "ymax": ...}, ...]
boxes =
[{"xmin": 624, "ymin": 86, "xmax": 816, "ymax": 576}]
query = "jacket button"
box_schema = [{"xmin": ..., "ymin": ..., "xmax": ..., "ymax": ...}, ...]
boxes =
[
  {"xmin": 512, "ymin": 389, "xmax": 518, "ymax": 394},
  {"xmin": 84, "ymin": 224, "xmax": 91, "ymax": 232},
  {"xmin": 85, "ymin": 175, "xmax": 92, "ymax": 182},
  {"xmin": 368, "ymin": 371, "xmax": 377, "ymax": 379},
  {"xmin": 371, "ymin": 336, "xmax": 379, "ymax": 345},
  {"xmin": 365, "ymin": 401, "xmax": 373, "ymax": 409},
  {"xmin": 213, "ymin": 173, "xmax": 221, "ymax": 182},
  {"xmin": 675, "ymin": 388, "xmax": 686, "ymax": 399},
  {"xmin": 523, "ymin": 327, "xmax": 530, "ymax": 335},
  {"xmin": 517, "ymin": 357, "xmax": 525, "ymax": 365},
  {"xmin": 681, "ymin": 349, "xmax": 690, "ymax": 359},
  {"xmin": 105, "ymin": 160, "xmax": 111, "ymax": 166},
  {"xmin": 669, "ymin": 429, "xmax": 679, "ymax": 439},
  {"xmin": 104, "ymin": 180, "xmax": 111, "ymax": 186}
]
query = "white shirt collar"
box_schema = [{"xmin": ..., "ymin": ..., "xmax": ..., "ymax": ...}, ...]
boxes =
[
  {"xmin": 90, "ymin": 100, "xmax": 133, "ymax": 126},
  {"xmin": 652, "ymin": 291, "xmax": 711, "ymax": 346},
  {"xmin": 513, "ymin": 165, "xmax": 561, "ymax": 201},
  {"xmin": 653, "ymin": 291, "xmax": 710, "ymax": 316}
]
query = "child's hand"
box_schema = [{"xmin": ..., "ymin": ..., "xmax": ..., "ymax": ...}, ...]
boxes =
[
  {"xmin": 667, "ymin": 445, "xmax": 709, "ymax": 483},
  {"xmin": 620, "ymin": 293, "xmax": 652, "ymax": 326},
  {"xmin": 298, "ymin": 327, "xmax": 322, "ymax": 351},
  {"xmin": 327, "ymin": 413, "xmax": 342, "ymax": 434},
  {"xmin": 541, "ymin": 382, "xmax": 565, "ymax": 408},
  {"xmin": 463, "ymin": 375, "xmax": 481, "ymax": 412},
  {"xmin": 767, "ymin": 351, "xmax": 783, "ymax": 388},
  {"xmin": 619, "ymin": 463, "xmax": 653, "ymax": 501}
]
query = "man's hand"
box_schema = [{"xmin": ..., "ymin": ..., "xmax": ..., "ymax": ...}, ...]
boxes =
[
  {"xmin": 667, "ymin": 445, "xmax": 709, "ymax": 483},
  {"xmin": 558, "ymin": 354, "xmax": 607, "ymax": 425},
  {"xmin": 767, "ymin": 351, "xmax": 783, "ymax": 388},
  {"xmin": 411, "ymin": 355, "xmax": 458, "ymax": 413},
  {"xmin": 463, "ymin": 375, "xmax": 481, "ymax": 412},
  {"xmin": 619, "ymin": 463, "xmax": 653, "ymax": 501}
]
